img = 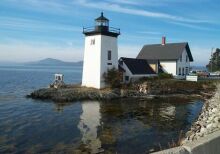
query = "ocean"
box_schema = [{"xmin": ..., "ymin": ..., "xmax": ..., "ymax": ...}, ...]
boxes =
[{"xmin": 0, "ymin": 65, "xmax": 203, "ymax": 153}]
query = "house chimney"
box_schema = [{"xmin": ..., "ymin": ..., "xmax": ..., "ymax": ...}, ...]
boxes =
[{"xmin": 162, "ymin": 36, "xmax": 166, "ymax": 45}]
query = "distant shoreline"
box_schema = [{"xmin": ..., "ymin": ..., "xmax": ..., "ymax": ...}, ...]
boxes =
[{"xmin": 0, "ymin": 58, "xmax": 83, "ymax": 66}]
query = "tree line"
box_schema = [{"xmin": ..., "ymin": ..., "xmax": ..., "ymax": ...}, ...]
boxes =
[{"xmin": 206, "ymin": 48, "xmax": 220, "ymax": 72}]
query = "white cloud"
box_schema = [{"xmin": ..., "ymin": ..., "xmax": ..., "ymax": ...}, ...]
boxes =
[
  {"xmin": 169, "ymin": 21, "xmax": 214, "ymax": 31},
  {"xmin": 4, "ymin": 0, "xmax": 216, "ymax": 26},
  {"xmin": 106, "ymin": 0, "xmax": 141, "ymax": 6},
  {"xmin": 0, "ymin": 42, "xmax": 83, "ymax": 62},
  {"xmin": 0, "ymin": 16, "xmax": 81, "ymax": 32},
  {"xmin": 133, "ymin": 0, "xmax": 209, "ymax": 6},
  {"xmin": 120, "ymin": 34, "xmax": 162, "ymax": 45},
  {"xmin": 75, "ymin": 0, "xmax": 209, "ymax": 24},
  {"xmin": 118, "ymin": 44, "xmax": 141, "ymax": 58},
  {"xmin": 4, "ymin": 0, "xmax": 216, "ymax": 25},
  {"xmin": 100, "ymin": 0, "xmax": 210, "ymax": 7},
  {"xmin": 137, "ymin": 31, "xmax": 162, "ymax": 35},
  {"xmin": 4, "ymin": 0, "xmax": 72, "ymax": 14},
  {"xmin": 191, "ymin": 46, "xmax": 212, "ymax": 66}
]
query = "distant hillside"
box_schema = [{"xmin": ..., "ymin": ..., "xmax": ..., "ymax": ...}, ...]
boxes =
[
  {"xmin": 191, "ymin": 65, "xmax": 207, "ymax": 71},
  {"xmin": 25, "ymin": 58, "xmax": 83, "ymax": 66}
]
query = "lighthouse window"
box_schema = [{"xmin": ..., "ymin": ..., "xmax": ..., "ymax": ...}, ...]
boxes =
[
  {"xmin": 90, "ymin": 39, "xmax": 95, "ymax": 45},
  {"xmin": 108, "ymin": 50, "xmax": 111, "ymax": 60}
]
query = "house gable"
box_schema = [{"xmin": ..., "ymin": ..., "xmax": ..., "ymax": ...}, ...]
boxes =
[
  {"xmin": 184, "ymin": 43, "xmax": 193, "ymax": 62},
  {"xmin": 137, "ymin": 42, "xmax": 193, "ymax": 62}
]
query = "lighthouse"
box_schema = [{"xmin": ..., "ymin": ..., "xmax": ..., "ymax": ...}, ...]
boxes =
[{"xmin": 82, "ymin": 12, "xmax": 120, "ymax": 89}]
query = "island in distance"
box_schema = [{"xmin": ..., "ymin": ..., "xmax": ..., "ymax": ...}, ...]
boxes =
[
  {"xmin": 0, "ymin": 58, "xmax": 83, "ymax": 66},
  {"xmin": 25, "ymin": 58, "xmax": 83, "ymax": 66}
]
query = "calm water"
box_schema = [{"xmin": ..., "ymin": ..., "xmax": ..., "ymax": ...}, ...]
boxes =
[{"xmin": 0, "ymin": 65, "xmax": 203, "ymax": 154}]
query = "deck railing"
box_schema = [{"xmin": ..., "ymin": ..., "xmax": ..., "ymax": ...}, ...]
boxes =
[{"xmin": 83, "ymin": 26, "xmax": 120, "ymax": 34}]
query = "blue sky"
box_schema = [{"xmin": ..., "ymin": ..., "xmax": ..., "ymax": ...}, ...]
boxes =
[{"xmin": 0, "ymin": 0, "xmax": 220, "ymax": 65}]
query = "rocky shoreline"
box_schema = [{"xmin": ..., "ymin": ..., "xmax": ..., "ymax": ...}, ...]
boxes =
[
  {"xmin": 27, "ymin": 80, "xmax": 216, "ymax": 102},
  {"xmin": 182, "ymin": 83, "xmax": 220, "ymax": 144}
]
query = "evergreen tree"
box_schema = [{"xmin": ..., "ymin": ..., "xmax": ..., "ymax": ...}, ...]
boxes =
[
  {"xmin": 103, "ymin": 67, "xmax": 122, "ymax": 88},
  {"xmin": 207, "ymin": 48, "xmax": 220, "ymax": 72}
]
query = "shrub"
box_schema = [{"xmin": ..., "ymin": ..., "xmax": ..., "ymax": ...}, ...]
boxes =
[
  {"xmin": 103, "ymin": 67, "xmax": 122, "ymax": 88},
  {"xmin": 138, "ymin": 73, "xmax": 172, "ymax": 82},
  {"xmin": 139, "ymin": 76, "xmax": 158, "ymax": 82},
  {"xmin": 158, "ymin": 73, "xmax": 173, "ymax": 79}
]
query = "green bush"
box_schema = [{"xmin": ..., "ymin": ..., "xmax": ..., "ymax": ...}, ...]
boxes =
[
  {"xmin": 138, "ymin": 73, "xmax": 173, "ymax": 82},
  {"xmin": 139, "ymin": 76, "xmax": 158, "ymax": 82},
  {"xmin": 158, "ymin": 73, "xmax": 173, "ymax": 79},
  {"xmin": 103, "ymin": 67, "xmax": 122, "ymax": 88}
]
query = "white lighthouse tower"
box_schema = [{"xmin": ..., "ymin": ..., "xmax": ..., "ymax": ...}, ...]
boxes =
[{"xmin": 82, "ymin": 12, "xmax": 120, "ymax": 89}]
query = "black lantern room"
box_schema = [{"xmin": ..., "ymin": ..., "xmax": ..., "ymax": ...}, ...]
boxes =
[
  {"xmin": 83, "ymin": 12, "xmax": 120, "ymax": 37},
  {"xmin": 95, "ymin": 12, "xmax": 109, "ymax": 31}
]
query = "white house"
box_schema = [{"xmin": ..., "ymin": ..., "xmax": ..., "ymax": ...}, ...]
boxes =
[
  {"xmin": 118, "ymin": 57, "xmax": 157, "ymax": 83},
  {"xmin": 137, "ymin": 37, "xmax": 194, "ymax": 78},
  {"xmin": 82, "ymin": 12, "xmax": 120, "ymax": 89}
]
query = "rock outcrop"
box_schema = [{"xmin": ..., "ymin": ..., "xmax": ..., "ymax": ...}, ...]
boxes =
[
  {"xmin": 27, "ymin": 80, "xmax": 216, "ymax": 102},
  {"xmin": 183, "ymin": 84, "xmax": 220, "ymax": 143}
]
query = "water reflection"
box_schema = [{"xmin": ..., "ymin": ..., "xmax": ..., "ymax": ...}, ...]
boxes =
[
  {"xmin": 78, "ymin": 101, "xmax": 102, "ymax": 153},
  {"xmin": 159, "ymin": 105, "xmax": 176, "ymax": 118},
  {"xmin": 53, "ymin": 102, "xmax": 73, "ymax": 112},
  {"xmin": 75, "ymin": 98, "xmax": 203, "ymax": 153},
  {"xmin": 0, "ymin": 97, "xmax": 203, "ymax": 154}
]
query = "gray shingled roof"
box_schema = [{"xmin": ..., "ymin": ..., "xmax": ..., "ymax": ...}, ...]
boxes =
[
  {"xmin": 119, "ymin": 57, "xmax": 156, "ymax": 75},
  {"xmin": 137, "ymin": 42, "xmax": 193, "ymax": 61}
]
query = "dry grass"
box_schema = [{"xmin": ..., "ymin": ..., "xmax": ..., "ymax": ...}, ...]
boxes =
[{"xmin": 156, "ymin": 130, "xmax": 184, "ymax": 152}]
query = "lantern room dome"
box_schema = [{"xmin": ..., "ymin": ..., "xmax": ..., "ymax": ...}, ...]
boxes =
[
  {"xmin": 83, "ymin": 12, "xmax": 120, "ymax": 37},
  {"xmin": 95, "ymin": 12, "xmax": 109, "ymax": 27},
  {"xmin": 95, "ymin": 12, "xmax": 109, "ymax": 21}
]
